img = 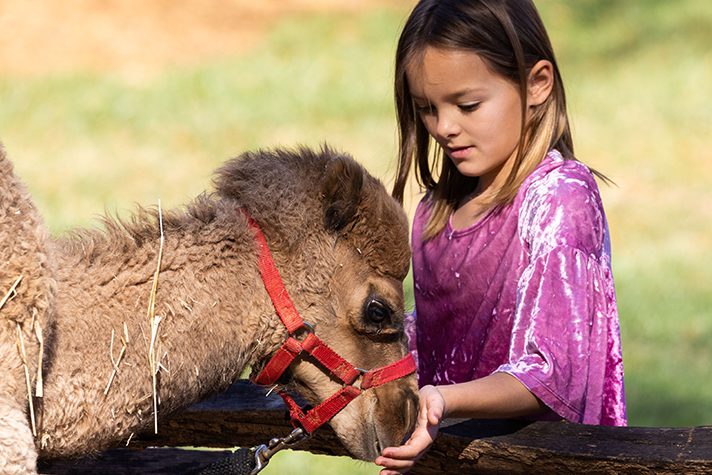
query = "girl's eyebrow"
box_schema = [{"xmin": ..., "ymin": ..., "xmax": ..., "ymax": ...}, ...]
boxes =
[
  {"xmin": 412, "ymin": 87, "xmax": 485, "ymax": 102},
  {"xmin": 445, "ymin": 87, "xmax": 485, "ymax": 100}
]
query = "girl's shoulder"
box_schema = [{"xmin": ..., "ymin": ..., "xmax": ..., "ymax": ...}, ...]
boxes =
[
  {"xmin": 521, "ymin": 150, "xmax": 599, "ymax": 193},
  {"xmin": 519, "ymin": 150, "xmax": 602, "ymax": 210},
  {"xmin": 518, "ymin": 150, "xmax": 606, "ymax": 257}
]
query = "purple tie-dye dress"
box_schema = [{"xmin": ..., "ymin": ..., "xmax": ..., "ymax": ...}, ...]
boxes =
[{"xmin": 408, "ymin": 150, "xmax": 627, "ymax": 426}]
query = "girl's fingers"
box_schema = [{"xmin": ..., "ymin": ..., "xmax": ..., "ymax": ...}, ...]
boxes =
[
  {"xmin": 381, "ymin": 432, "xmax": 430, "ymax": 459},
  {"xmin": 380, "ymin": 444, "xmax": 421, "ymax": 460},
  {"xmin": 375, "ymin": 456, "xmax": 416, "ymax": 471},
  {"xmin": 379, "ymin": 408, "xmax": 438, "ymax": 459}
]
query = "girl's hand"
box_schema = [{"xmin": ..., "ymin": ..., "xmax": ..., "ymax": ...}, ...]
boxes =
[{"xmin": 375, "ymin": 385, "xmax": 445, "ymax": 474}]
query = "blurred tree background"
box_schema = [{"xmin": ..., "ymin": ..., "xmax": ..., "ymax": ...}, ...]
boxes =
[{"xmin": 1, "ymin": 1, "xmax": 711, "ymax": 473}]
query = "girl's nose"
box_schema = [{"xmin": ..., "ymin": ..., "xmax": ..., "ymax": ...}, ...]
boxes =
[{"xmin": 435, "ymin": 111, "xmax": 460, "ymax": 139}]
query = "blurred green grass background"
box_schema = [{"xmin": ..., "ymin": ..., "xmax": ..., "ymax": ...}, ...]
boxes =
[{"xmin": 2, "ymin": 1, "xmax": 711, "ymax": 473}]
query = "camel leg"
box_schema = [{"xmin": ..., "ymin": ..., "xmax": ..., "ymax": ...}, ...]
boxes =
[{"xmin": 0, "ymin": 398, "xmax": 37, "ymax": 475}]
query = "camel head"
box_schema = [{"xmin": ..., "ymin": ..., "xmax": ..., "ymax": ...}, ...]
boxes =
[{"xmin": 214, "ymin": 146, "xmax": 418, "ymax": 460}]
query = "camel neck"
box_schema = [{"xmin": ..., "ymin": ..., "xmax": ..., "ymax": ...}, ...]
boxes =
[{"xmin": 38, "ymin": 206, "xmax": 282, "ymax": 457}]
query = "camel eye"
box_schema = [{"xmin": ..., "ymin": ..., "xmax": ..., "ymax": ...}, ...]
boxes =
[{"xmin": 365, "ymin": 299, "xmax": 391, "ymax": 325}]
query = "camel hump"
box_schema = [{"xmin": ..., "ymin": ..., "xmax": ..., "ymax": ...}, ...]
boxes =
[{"xmin": 0, "ymin": 146, "xmax": 56, "ymax": 329}]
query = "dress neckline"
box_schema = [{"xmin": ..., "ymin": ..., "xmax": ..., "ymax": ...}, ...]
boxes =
[
  {"xmin": 446, "ymin": 204, "xmax": 498, "ymax": 238},
  {"xmin": 443, "ymin": 150, "xmax": 562, "ymax": 239}
]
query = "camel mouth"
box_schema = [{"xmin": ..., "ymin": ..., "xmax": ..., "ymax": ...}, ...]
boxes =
[
  {"xmin": 373, "ymin": 430, "xmax": 383, "ymax": 459},
  {"xmin": 370, "ymin": 396, "xmax": 383, "ymax": 458}
]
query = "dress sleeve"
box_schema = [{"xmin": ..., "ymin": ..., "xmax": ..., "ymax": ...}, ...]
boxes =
[{"xmin": 496, "ymin": 165, "xmax": 622, "ymax": 424}]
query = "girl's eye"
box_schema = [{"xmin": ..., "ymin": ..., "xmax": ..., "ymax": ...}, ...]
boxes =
[{"xmin": 459, "ymin": 102, "xmax": 481, "ymax": 113}]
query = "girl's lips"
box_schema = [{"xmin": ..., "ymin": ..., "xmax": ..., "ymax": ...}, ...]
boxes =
[{"xmin": 448, "ymin": 146, "xmax": 473, "ymax": 160}]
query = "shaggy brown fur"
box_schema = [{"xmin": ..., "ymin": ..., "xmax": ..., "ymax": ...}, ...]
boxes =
[
  {"xmin": 0, "ymin": 145, "xmax": 417, "ymax": 474},
  {"xmin": 0, "ymin": 147, "xmax": 56, "ymax": 474}
]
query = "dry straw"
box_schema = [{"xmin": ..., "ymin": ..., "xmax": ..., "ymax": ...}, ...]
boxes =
[
  {"xmin": 15, "ymin": 323, "xmax": 36, "ymax": 436},
  {"xmin": 0, "ymin": 275, "xmax": 22, "ymax": 309},
  {"xmin": 146, "ymin": 199, "xmax": 165, "ymax": 434},
  {"xmin": 104, "ymin": 322, "xmax": 129, "ymax": 396},
  {"xmin": 33, "ymin": 314, "xmax": 44, "ymax": 398}
]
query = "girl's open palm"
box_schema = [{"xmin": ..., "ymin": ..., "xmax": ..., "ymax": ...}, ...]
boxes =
[{"xmin": 375, "ymin": 385, "xmax": 445, "ymax": 474}]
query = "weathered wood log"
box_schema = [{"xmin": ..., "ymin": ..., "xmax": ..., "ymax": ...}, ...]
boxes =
[{"xmin": 39, "ymin": 380, "xmax": 712, "ymax": 474}]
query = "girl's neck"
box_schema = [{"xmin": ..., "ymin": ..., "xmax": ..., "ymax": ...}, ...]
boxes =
[
  {"xmin": 450, "ymin": 195, "xmax": 490, "ymax": 230},
  {"xmin": 450, "ymin": 149, "xmax": 518, "ymax": 230}
]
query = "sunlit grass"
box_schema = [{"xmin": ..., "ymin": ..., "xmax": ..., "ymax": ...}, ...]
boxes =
[
  {"xmin": 1, "ymin": 1, "xmax": 712, "ymax": 472},
  {"xmin": 1, "ymin": 7, "xmax": 407, "ymax": 232}
]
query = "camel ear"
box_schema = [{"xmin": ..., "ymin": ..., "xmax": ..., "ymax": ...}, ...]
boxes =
[{"xmin": 322, "ymin": 155, "xmax": 364, "ymax": 232}]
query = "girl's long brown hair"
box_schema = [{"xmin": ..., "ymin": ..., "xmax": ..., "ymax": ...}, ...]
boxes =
[{"xmin": 393, "ymin": 0, "xmax": 594, "ymax": 240}]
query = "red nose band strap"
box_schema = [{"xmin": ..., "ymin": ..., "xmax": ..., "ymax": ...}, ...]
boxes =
[
  {"xmin": 361, "ymin": 351, "xmax": 417, "ymax": 390},
  {"xmin": 279, "ymin": 385, "xmax": 362, "ymax": 434},
  {"xmin": 277, "ymin": 353, "xmax": 417, "ymax": 434}
]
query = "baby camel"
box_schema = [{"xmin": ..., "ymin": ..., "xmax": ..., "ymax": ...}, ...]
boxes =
[{"xmin": 0, "ymin": 145, "xmax": 418, "ymax": 474}]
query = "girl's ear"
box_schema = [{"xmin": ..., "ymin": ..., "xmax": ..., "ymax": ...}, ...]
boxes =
[{"xmin": 527, "ymin": 60, "xmax": 554, "ymax": 107}]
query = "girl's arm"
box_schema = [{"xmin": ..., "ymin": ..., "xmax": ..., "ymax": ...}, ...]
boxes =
[
  {"xmin": 375, "ymin": 372, "xmax": 545, "ymax": 474},
  {"xmin": 439, "ymin": 372, "xmax": 545, "ymax": 418}
]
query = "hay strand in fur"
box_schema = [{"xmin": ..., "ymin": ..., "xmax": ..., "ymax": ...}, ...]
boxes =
[
  {"xmin": 104, "ymin": 324, "xmax": 129, "ymax": 396},
  {"xmin": 16, "ymin": 323, "xmax": 37, "ymax": 436},
  {"xmin": 146, "ymin": 199, "xmax": 165, "ymax": 434},
  {"xmin": 0, "ymin": 275, "xmax": 23, "ymax": 310},
  {"xmin": 33, "ymin": 316, "xmax": 44, "ymax": 398}
]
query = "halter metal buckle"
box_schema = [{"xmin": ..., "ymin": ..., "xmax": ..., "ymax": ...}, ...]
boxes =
[{"xmin": 251, "ymin": 428, "xmax": 308, "ymax": 474}]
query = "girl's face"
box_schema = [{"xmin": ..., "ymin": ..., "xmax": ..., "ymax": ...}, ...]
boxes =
[{"xmin": 406, "ymin": 47, "xmax": 523, "ymax": 193}]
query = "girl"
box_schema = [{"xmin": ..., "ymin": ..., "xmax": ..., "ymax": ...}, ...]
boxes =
[{"xmin": 376, "ymin": 0, "xmax": 626, "ymax": 473}]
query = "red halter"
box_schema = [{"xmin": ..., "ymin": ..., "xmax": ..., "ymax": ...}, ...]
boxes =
[{"xmin": 244, "ymin": 210, "xmax": 417, "ymax": 434}]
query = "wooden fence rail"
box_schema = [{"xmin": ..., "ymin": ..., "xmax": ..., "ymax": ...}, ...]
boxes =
[{"xmin": 39, "ymin": 380, "xmax": 712, "ymax": 474}]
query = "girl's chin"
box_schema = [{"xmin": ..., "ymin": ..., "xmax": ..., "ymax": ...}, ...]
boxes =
[{"xmin": 451, "ymin": 161, "xmax": 484, "ymax": 178}]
